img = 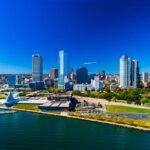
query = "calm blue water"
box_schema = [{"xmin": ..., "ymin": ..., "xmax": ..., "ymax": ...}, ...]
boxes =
[{"xmin": 0, "ymin": 111, "xmax": 150, "ymax": 150}]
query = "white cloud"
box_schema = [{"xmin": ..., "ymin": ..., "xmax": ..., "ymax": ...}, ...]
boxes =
[{"xmin": 84, "ymin": 62, "xmax": 97, "ymax": 65}]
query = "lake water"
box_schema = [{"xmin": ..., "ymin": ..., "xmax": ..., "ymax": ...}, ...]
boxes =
[{"xmin": 0, "ymin": 111, "xmax": 150, "ymax": 150}]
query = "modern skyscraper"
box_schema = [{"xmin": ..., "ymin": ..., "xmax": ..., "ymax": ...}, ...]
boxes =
[
  {"xmin": 32, "ymin": 54, "xmax": 43, "ymax": 82},
  {"xmin": 120, "ymin": 56, "xmax": 131, "ymax": 88},
  {"xmin": 58, "ymin": 50, "xmax": 70, "ymax": 89},
  {"xmin": 15, "ymin": 75, "xmax": 21, "ymax": 85},
  {"xmin": 8, "ymin": 74, "xmax": 16, "ymax": 88},
  {"xmin": 76, "ymin": 67, "xmax": 88, "ymax": 84},
  {"xmin": 50, "ymin": 68, "xmax": 58, "ymax": 79},
  {"xmin": 70, "ymin": 68, "xmax": 75, "ymax": 82},
  {"xmin": 120, "ymin": 56, "xmax": 140, "ymax": 88},
  {"xmin": 142, "ymin": 72, "xmax": 149, "ymax": 83},
  {"xmin": 132, "ymin": 60, "xmax": 140, "ymax": 88}
]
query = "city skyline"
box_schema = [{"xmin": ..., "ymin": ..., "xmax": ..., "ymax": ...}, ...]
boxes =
[
  {"xmin": 0, "ymin": 52, "xmax": 145, "ymax": 75},
  {"xmin": 1, "ymin": 0, "xmax": 150, "ymax": 74}
]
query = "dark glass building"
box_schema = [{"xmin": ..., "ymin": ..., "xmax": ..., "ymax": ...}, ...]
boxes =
[
  {"xmin": 8, "ymin": 74, "xmax": 16, "ymax": 88},
  {"xmin": 76, "ymin": 67, "xmax": 88, "ymax": 84},
  {"xmin": 29, "ymin": 81, "xmax": 45, "ymax": 90},
  {"xmin": 32, "ymin": 54, "xmax": 43, "ymax": 82}
]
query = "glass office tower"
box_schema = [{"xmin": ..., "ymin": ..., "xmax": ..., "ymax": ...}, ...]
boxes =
[
  {"xmin": 76, "ymin": 67, "xmax": 88, "ymax": 84},
  {"xmin": 58, "ymin": 50, "xmax": 70, "ymax": 89},
  {"xmin": 120, "ymin": 56, "xmax": 140, "ymax": 89},
  {"xmin": 32, "ymin": 54, "xmax": 43, "ymax": 82},
  {"xmin": 120, "ymin": 56, "xmax": 131, "ymax": 88},
  {"xmin": 8, "ymin": 74, "xmax": 16, "ymax": 88},
  {"xmin": 132, "ymin": 60, "xmax": 140, "ymax": 88}
]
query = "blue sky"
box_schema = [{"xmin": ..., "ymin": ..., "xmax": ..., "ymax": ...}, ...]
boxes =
[{"xmin": 0, "ymin": 0, "xmax": 150, "ymax": 74}]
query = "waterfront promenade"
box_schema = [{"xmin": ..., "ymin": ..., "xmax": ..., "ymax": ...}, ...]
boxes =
[{"xmin": 0, "ymin": 106, "xmax": 150, "ymax": 132}]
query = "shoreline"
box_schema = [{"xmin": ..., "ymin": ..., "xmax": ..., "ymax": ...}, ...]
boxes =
[{"xmin": 1, "ymin": 107, "xmax": 150, "ymax": 133}]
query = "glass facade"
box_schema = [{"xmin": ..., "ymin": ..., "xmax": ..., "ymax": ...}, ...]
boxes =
[
  {"xmin": 132, "ymin": 60, "xmax": 140, "ymax": 88},
  {"xmin": 120, "ymin": 56, "xmax": 140, "ymax": 88},
  {"xmin": 120, "ymin": 56, "xmax": 131, "ymax": 88},
  {"xmin": 32, "ymin": 54, "xmax": 43, "ymax": 82},
  {"xmin": 8, "ymin": 74, "xmax": 16, "ymax": 88},
  {"xmin": 76, "ymin": 67, "xmax": 88, "ymax": 84},
  {"xmin": 58, "ymin": 50, "xmax": 70, "ymax": 89}
]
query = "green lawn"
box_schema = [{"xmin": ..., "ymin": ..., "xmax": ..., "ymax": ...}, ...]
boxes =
[
  {"xmin": 13, "ymin": 104, "xmax": 39, "ymax": 111},
  {"xmin": 106, "ymin": 105, "xmax": 150, "ymax": 114},
  {"xmin": 0, "ymin": 94, "xmax": 7, "ymax": 99},
  {"xmin": 69, "ymin": 112, "xmax": 150, "ymax": 129}
]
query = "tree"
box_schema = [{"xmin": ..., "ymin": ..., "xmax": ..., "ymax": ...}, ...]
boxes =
[
  {"xmin": 103, "ymin": 93, "xmax": 113, "ymax": 101},
  {"xmin": 86, "ymin": 90, "xmax": 91, "ymax": 97},
  {"xmin": 105, "ymin": 86, "xmax": 111, "ymax": 93},
  {"xmin": 141, "ymin": 97, "xmax": 148, "ymax": 105},
  {"xmin": 72, "ymin": 90, "xmax": 82, "ymax": 96},
  {"xmin": 47, "ymin": 96, "xmax": 52, "ymax": 100},
  {"xmin": 111, "ymin": 96, "xmax": 117, "ymax": 102},
  {"xmin": 19, "ymin": 91, "xmax": 27, "ymax": 97}
]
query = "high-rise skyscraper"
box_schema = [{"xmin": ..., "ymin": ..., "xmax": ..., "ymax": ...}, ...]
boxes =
[
  {"xmin": 70, "ymin": 68, "xmax": 75, "ymax": 82},
  {"xmin": 132, "ymin": 60, "xmax": 140, "ymax": 88},
  {"xmin": 58, "ymin": 50, "xmax": 70, "ymax": 89},
  {"xmin": 15, "ymin": 75, "xmax": 21, "ymax": 85},
  {"xmin": 8, "ymin": 74, "xmax": 16, "ymax": 88},
  {"xmin": 142, "ymin": 72, "xmax": 149, "ymax": 83},
  {"xmin": 32, "ymin": 54, "xmax": 43, "ymax": 82},
  {"xmin": 50, "ymin": 68, "xmax": 58, "ymax": 79},
  {"xmin": 120, "ymin": 56, "xmax": 131, "ymax": 88},
  {"xmin": 120, "ymin": 56, "xmax": 140, "ymax": 88},
  {"xmin": 76, "ymin": 67, "xmax": 88, "ymax": 84}
]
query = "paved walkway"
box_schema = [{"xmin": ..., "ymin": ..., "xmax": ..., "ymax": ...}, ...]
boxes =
[
  {"xmin": 61, "ymin": 112, "xmax": 68, "ymax": 116},
  {"xmin": 75, "ymin": 96, "xmax": 150, "ymax": 110}
]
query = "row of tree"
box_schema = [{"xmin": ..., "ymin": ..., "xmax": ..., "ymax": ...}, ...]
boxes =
[{"xmin": 72, "ymin": 88, "xmax": 150, "ymax": 104}]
